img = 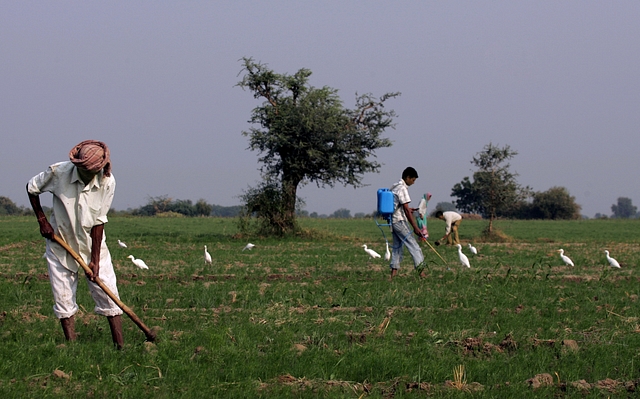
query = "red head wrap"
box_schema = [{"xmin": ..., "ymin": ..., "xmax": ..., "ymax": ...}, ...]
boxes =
[{"xmin": 69, "ymin": 140, "xmax": 111, "ymax": 177}]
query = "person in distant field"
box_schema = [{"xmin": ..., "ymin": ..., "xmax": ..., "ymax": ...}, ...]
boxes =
[
  {"xmin": 27, "ymin": 140, "xmax": 124, "ymax": 349},
  {"xmin": 434, "ymin": 210, "xmax": 463, "ymax": 246},
  {"xmin": 389, "ymin": 167, "xmax": 427, "ymax": 279}
]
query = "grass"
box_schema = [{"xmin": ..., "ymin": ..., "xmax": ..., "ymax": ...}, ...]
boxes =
[{"xmin": 1, "ymin": 216, "xmax": 640, "ymax": 397}]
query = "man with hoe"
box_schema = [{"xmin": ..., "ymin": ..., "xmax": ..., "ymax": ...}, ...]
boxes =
[
  {"xmin": 434, "ymin": 210, "xmax": 463, "ymax": 246},
  {"xmin": 27, "ymin": 140, "xmax": 124, "ymax": 349}
]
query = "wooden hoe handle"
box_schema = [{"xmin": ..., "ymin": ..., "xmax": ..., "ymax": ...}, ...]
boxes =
[{"xmin": 51, "ymin": 234, "xmax": 157, "ymax": 342}]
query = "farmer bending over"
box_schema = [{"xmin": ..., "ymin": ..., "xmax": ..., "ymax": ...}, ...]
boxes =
[
  {"xmin": 27, "ymin": 140, "xmax": 124, "ymax": 349},
  {"xmin": 434, "ymin": 210, "xmax": 463, "ymax": 246}
]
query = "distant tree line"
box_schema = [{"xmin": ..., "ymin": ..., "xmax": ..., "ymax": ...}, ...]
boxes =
[
  {"xmin": 0, "ymin": 196, "xmax": 32, "ymax": 216},
  {"xmin": 0, "ymin": 195, "xmax": 243, "ymax": 218},
  {"xmin": 300, "ymin": 209, "xmax": 378, "ymax": 219},
  {"xmin": 130, "ymin": 196, "xmax": 243, "ymax": 217},
  {"xmin": 447, "ymin": 143, "xmax": 639, "ymax": 221},
  {"xmin": 433, "ymin": 186, "xmax": 586, "ymax": 220},
  {"xmin": 0, "ymin": 195, "xmax": 391, "ymax": 219},
  {"xmin": 448, "ymin": 143, "xmax": 583, "ymax": 223},
  {"xmin": 2, "ymin": 193, "xmax": 638, "ymax": 220},
  {"xmin": 596, "ymin": 197, "xmax": 640, "ymax": 219}
]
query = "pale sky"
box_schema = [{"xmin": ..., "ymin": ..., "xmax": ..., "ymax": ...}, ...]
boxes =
[{"xmin": 2, "ymin": 1, "xmax": 639, "ymax": 217}]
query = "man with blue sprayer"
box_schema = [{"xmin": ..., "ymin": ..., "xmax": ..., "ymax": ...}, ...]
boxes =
[{"xmin": 388, "ymin": 167, "xmax": 427, "ymax": 279}]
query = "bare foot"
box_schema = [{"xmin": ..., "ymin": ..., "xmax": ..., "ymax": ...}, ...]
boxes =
[{"xmin": 389, "ymin": 269, "xmax": 398, "ymax": 280}]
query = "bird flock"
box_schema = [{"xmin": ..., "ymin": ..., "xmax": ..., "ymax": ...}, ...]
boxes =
[
  {"xmin": 116, "ymin": 237, "xmax": 624, "ymax": 273},
  {"xmin": 115, "ymin": 239, "xmax": 256, "ymax": 270},
  {"xmin": 359, "ymin": 241, "xmax": 625, "ymax": 271}
]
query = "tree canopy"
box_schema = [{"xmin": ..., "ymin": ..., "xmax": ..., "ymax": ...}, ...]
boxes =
[
  {"xmin": 0, "ymin": 196, "xmax": 24, "ymax": 215},
  {"xmin": 430, "ymin": 201, "xmax": 457, "ymax": 216},
  {"xmin": 611, "ymin": 197, "xmax": 637, "ymax": 218},
  {"xmin": 530, "ymin": 186, "xmax": 581, "ymax": 220},
  {"xmin": 451, "ymin": 143, "xmax": 530, "ymax": 232},
  {"xmin": 236, "ymin": 57, "xmax": 399, "ymax": 235}
]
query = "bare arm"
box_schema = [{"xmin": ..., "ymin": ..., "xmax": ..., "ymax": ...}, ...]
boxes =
[
  {"xmin": 402, "ymin": 203, "xmax": 424, "ymax": 238},
  {"xmin": 27, "ymin": 186, "xmax": 54, "ymax": 239},
  {"xmin": 87, "ymin": 224, "xmax": 104, "ymax": 282}
]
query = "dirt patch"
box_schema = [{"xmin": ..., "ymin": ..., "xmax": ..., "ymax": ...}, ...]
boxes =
[
  {"xmin": 531, "ymin": 337, "xmax": 556, "ymax": 348},
  {"xmin": 563, "ymin": 275, "xmax": 597, "ymax": 283},
  {"xmin": 561, "ymin": 339, "xmax": 579, "ymax": 352},
  {"xmin": 0, "ymin": 242, "xmax": 27, "ymax": 252},
  {"xmin": 443, "ymin": 380, "xmax": 484, "ymax": 393},
  {"xmin": 257, "ymin": 374, "xmax": 489, "ymax": 396},
  {"xmin": 446, "ymin": 333, "xmax": 517, "ymax": 356},
  {"xmin": 525, "ymin": 375, "xmax": 640, "ymax": 395},
  {"xmin": 267, "ymin": 274, "xmax": 302, "ymax": 281},
  {"xmin": 479, "ymin": 227, "xmax": 512, "ymax": 243},
  {"xmin": 527, "ymin": 373, "xmax": 554, "ymax": 389}
]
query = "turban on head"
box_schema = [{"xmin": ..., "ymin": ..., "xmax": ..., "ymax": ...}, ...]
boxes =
[{"xmin": 69, "ymin": 140, "xmax": 111, "ymax": 177}]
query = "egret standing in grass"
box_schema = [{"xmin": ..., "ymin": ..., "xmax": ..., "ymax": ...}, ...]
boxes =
[
  {"xmin": 118, "ymin": 239, "xmax": 127, "ymax": 248},
  {"xmin": 557, "ymin": 249, "xmax": 574, "ymax": 266},
  {"xmin": 204, "ymin": 245, "xmax": 212, "ymax": 265},
  {"xmin": 468, "ymin": 243, "xmax": 478, "ymax": 255},
  {"xmin": 128, "ymin": 255, "xmax": 149, "ymax": 270},
  {"xmin": 242, "ymin": 243, "xmax": 255, "ymax": 252},
  {"xmin": 455, "ymin": 244, "xmax": 471, "ymax": 268},
  {"xmin": 362, "ymin": 244, "xmax": 381, "ymax": 259},
  {"xmin": 604, "ymin": 250, "xmax": 621, "ymax": 268},
  {"xmin": 384, "ymin": 242, "xmax": 391, "ymax": 261}
]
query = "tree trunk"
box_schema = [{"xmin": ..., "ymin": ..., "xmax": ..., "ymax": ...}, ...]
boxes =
[{"xmin": 281, "ymin": 174, "xmax": 300, "ymax": 233}]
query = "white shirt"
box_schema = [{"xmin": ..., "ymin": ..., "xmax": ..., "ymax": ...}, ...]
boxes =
[
  {"xmin": 27, "ymin": 161, "xmax": 115, "ymax": 272},
  {"xmin": 442, "ymin": 211, "xmax": 462, "ymax": 234},
  {"xmin": 390, "ymin": 179, "xmax": 411, "ymax": 223}
]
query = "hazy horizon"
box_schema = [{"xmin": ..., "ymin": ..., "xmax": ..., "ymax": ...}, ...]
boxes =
[{"xmin": 2, "ymin": 2, "xmax": 639, "ymax": 218}]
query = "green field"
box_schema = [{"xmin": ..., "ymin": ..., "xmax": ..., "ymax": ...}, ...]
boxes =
[{"xmin": 1, "ymin": 216, "xmax": 640, "ymax": 398}]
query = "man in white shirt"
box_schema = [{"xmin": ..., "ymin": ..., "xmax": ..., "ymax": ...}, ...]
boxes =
[
  {"xmin": 389, "ymin": 167, "xmax": 427, "ymax": 279},
  {"xmin": 434, "ymin": 210, "xmax": 463, "ymax": 246},
  {"xmin": 27, "ymin": 140, "xmax": 124, "ymax": 349}
]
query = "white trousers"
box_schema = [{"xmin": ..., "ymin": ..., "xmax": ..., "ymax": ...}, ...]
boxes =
[{"xmin": 45, "ymin": 245, "xmax": 123, "ymax": 319}]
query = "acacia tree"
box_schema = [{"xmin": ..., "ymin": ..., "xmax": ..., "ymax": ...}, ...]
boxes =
[
  {"xmin": 451, "ymin": 143, "xmax": 530, "ymax": 233},
  {"xmin": 237, "ymin": 57, "xmax": 399, "ymax": 234}
]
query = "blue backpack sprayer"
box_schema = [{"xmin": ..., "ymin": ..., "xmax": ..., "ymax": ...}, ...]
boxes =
[{"xmin": 375, "ymin": 188, "xmax": 395, "ymax": 245}]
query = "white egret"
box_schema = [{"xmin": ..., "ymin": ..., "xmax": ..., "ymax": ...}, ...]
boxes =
[
  {"xmin": 384, "ymin": 242, "xmax": 391, "ymax": 261},
  {"xmin": 362, "ymin": 244, "xmax": 381, "ymax": 259},
  {"xmin": 557, "ymin": 249, "xmax": 574, "ymax": 266},
  {"xmin": 242, "ymin": 243, "xmax": 255, "ymax": 251},
  {"xmin": 468, "ymin": 243, "xmax": 478, "ymax": 255},
  {"xmin": 455, "ymin": 244, "xmax": 471, "ymax": 268},
  {"xmin": 604, "ymin": 250, "xmax": 621, "ymax": 268},
  {"xmin": 204, "ymin": 245, "xmax": 212, "ymax": 264},
  {"xmin": 127, "ymin": 255, "xmax": 149, "ymax": 270},
  {"xmin": 118, "ymin": 239, "xmax": 127, "ymax": 248}
]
